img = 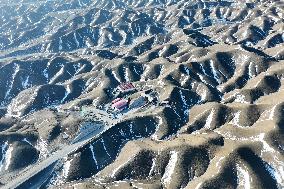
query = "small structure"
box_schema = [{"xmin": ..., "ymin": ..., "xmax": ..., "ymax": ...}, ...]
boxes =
[
  {"xmin": 111, "ymin": 98, "xmax": 129, "ymax": 111},
  {"xmin": 142, "ymin": 89, "xmax": 159, "ymax": 105},
  {"xmin": 62, "ymin": 132, "xmax": 69, "ymax": 139},
  {"xmin": 159, "ymin": 98, "xmax": 171, "ymax": 106}
]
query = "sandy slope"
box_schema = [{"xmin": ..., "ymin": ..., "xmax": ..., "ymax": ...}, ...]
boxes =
[{"xmin": 0, "ymin": 0, "xmax": 283, "ymax": 188}]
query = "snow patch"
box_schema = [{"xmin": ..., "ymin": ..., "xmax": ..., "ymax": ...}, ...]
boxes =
[
  {"xmin": 162, "ymin": 151, "xmax": 178, "ymax": 186},
  {"xmin": 62, "ymin": 159, "xmax": 72, "ymax": 178},
  {"xmin": 236, "ymin": 163, "xmax": 251, "ymax": 189},
  {"xmin": 0, "ymin": 142, "xmax": 8, "ymax": 171},
  {"xmin": 204, "ymin": 109, "xmax": 214, "ymax": 129},
  {"xmin": 89, "ymin": 144, "xmax": 99, "ymax": 170}
]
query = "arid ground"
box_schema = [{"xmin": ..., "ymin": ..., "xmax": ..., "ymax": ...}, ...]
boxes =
[{"xmin": 0, "ymin": 0, "xmax": 283, "ymax": 188}]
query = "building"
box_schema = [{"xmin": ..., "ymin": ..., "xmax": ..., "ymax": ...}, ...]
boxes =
[
  {"xmin": 111, "ymin": 98, "xmax": 129, "ymax": 111},
  {"xmin": 112, "ymin": 82, "xmax": 136, "ymax": 98}
]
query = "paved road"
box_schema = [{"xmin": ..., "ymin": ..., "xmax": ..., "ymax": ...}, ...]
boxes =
[{"xmin": 4, "ymin": 108, "xmax": 117, "ymax": 189}]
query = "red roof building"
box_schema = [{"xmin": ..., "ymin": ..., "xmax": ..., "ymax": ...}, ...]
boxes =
[
  {"xmin": 117, "ymin": 82, "xmax": 135, "ymax": 93},
  {"xmin": 111, "ymin": 98, "xmax": 128, "ymax": 111}
]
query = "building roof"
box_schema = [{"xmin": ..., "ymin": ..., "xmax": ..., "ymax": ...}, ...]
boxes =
[
  {"xmin": 118, "ymin": 82, "xmax": 135, "ymax": 92},
  {"xmin": 111, "ymin": 98, "xmax": 128, "ymax": 110}
]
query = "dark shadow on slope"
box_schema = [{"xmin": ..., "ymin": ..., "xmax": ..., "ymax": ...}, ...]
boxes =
[
  {"xmin": 64, "ymin": 116, "xmax": 158, "ymax": 181},
  {"xmin": 238, "ymin": 147, "xmax": 278, "ymax": 189},
  {"xmin": 183, "ymin": 29, "xmax": 216, "ymax": 47}
]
